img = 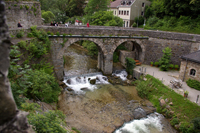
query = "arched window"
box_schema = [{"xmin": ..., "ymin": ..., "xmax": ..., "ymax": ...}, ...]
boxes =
[{"xmin": 190, "ymin": 69, "xmax": 196, "ymax": 76}]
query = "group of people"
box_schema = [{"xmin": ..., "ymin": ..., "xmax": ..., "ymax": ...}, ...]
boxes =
[{"xmin": 50, "ymin": 21, "xmax": 59, "ymax": 26}]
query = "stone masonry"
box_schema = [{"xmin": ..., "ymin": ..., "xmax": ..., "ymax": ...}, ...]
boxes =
[{"xmin": 5, "ymin": 1, "xmax": 42, "ymax": 29}]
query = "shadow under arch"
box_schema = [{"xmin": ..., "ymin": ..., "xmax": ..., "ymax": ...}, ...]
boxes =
[{"xmin": 112, "ymin": 39, "xmax": 146, "ymax": 63}]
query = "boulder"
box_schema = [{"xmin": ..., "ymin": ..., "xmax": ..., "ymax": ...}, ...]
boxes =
[
  {"xmin": 81, "ymin": 87, "xmax": 90, "ymax": 91},
  {"xmin": 90, "ymin": 79, "xmax": 96, "ymax": 85},
  {"xmin": 169, "ymin": 102, "xmax": 173, "ymax": 106},
  {"xmin": 67, "ymin": 88, "xmax": 74, "ymax": 91},
  {"xmin": 66, "ymin": 79, "xmax": 72, "ymax": 84},
  {"xmin": 76, "ymin": 77, "xmax": 82, "ymax": 83},
  {"xmin": 58, "ymin": 81, "xmax": 65, "ymax": 86}
]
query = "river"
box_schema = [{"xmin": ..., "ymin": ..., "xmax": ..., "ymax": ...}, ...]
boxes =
[{"xmin": 58, "ymin": 43, "xmax": 177, "ymax": 133}]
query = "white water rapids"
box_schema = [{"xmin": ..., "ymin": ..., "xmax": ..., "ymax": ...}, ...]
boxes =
[{"xmin": 115, "ymin": 112, "xmax": 164, "ymax": 133}]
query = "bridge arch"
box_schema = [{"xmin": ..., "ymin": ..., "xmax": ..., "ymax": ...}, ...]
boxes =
[
  {"xmin": 56, "ymin": 38, "xmax": 104, "ymax": 60},
  {"xmin": 112, "ymin": 39, "xmax": 146, "ymax": 62}
]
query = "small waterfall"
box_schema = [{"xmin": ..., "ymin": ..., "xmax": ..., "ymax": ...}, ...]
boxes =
[
  {"xmin": 115, "ymin": 112, "xmax": 164, "ymax": 133},
  {"xmin": 63, "ymin": 73, "xmax": 109, "ymax": 93},
  {"xmin": 112, "ymin": 70, "xmax": 128, "ymax": 81}
]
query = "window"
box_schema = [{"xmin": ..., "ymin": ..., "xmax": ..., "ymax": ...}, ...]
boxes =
[
  {"xmin": 119, "ymin": 10, "xmax": 120, "ymax": 15},
  {"xmin": 115, "ymin": 11, "xmax": 116, "ymax": 15},
  {"xmin": 141, "ymin": 11, "xmax": 144, "ymax": 16},
  {"xmin": 142, "ymin": 3, "xmax": 145, "ymax": 7},
  {"xmin": 127, "ymin": 11, "xmax": 129, "ymax": 15},
  {"xmin": 122, "ymin": 11, "xmax": 123, "ymax": 15},
  {"xmin": 190, "ymin": 69, "xmax": 196, "ymax": 76},
  {"xmin": 127, "ymin": 21, "xmax": 129, "ymax": 27},
  {"xmin": 124, "ymin": 11, "xmax": 126, "ymax": 15}
]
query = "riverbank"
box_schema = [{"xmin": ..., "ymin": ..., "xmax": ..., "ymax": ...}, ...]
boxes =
[{"xmin": 135, "ymin": 73, "xmax": 200, "ymax": 132}]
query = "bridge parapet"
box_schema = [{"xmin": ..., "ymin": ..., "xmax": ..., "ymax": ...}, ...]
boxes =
[{"xmin": 38, "ymin": 26, "xmax": 200, "ymax": 42}]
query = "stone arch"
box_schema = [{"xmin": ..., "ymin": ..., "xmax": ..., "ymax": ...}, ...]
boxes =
[
  {"xmin": 56, "ymin": 38, "xmax": 105, "ymax": 59},
  {"xmin": 112, "ymin": 39, "xmax": 146, "ymax": 62}
]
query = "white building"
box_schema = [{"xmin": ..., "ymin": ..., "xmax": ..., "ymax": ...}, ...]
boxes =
[{"xmin": 109, "ymin": 0, "xmax": 151, "ymax": 27}]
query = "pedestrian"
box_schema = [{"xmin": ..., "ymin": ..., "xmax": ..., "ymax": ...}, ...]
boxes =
[
  {"xmin": 50, "ymin": 21, "xmax": 54, "ymax": 26},
  {"xmin": 87, "ymin": 22, "xmax": 90, "ymax": 27},
  {"xmin": 17, "ymin": 21, "xmax": 22, "ymax": 27}
]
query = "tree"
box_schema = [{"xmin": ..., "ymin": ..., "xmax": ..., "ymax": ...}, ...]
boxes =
[
  {"xmin": 159, "ymin": 47, "xmax": 172, "ymax": 71},
  {"xmin": 66, "ymin": 0, "xmax": 85, "ymax": 17},
  {"xmin": 42, "ymin": 11, "xmax": 55, "ymax": 23},
  {"xmin": 84, "ymin": 0, "xmax": 110, "ymax": 15},
  {"xmin": 125, "ymin": 57, "xmax": 136, "ymax": 75},
  {"xmin": 88, "ymin": 11, "xmax": 123, "ymax": 27}
]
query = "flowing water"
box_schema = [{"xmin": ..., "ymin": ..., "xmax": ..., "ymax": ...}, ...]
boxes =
[{"xmin": 59, "ymin": 44, "xmax": 177, "ymax": 133}]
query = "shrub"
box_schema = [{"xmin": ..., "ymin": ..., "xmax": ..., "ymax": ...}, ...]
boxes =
[
  {"xmin": 27, "ymin": 32, "xmax": 34, "ymax": 37},
  {"xmin": 16, "ymin": 30, "xmax": 24, "ymax": 38},
  {"xmin": 154, "ymin": 62, "xmax": 159, "ymax": 66},
  {"xmin": 159, "ymin": 47, "xmax": 172, "ymax": 71},
  {"xmin": 150, "ymin": 62, "xmax": 153, "ymax": 65},
  {"xmin": 191, "ymin": 117, "xmax": 200, "ymax": 131},
  {"xmin": 186, "ymin": 79, "xmax": 200, "ymax": 91},
  {"xmin": 169, "ymin": 64, "xmax": 174, "ymax": 69},
  {"xmin": 56, "ymin": 32, "xmax": 60, "ymax": 36},
  {"xmin": 125, "ymin": 57, "xmax": 136, "ymax": 75},
  {"xmin": 21, "ymin": 103, "xmax": 67, "ymax": 133},
  {"xmin": 136, "ymin": 79, "xmax": 151, "ymax": 98},
  {"xmin": 174, "ymin": 65, "xmax": 179, "ymax": 69},
  {"xmin": 25, "ymin": 69, "xmax": 61, "ymax": 103},
  {"xmin": 113, "ymin": 52, "xmax": 119, "ymax": 63},
  {"xmin": 170, "ymin": 118, "xmax": 179, "ymax": 126},
  {"xmin": 17, "ymin": 40, "xmax": 26, "ymax": 49}
]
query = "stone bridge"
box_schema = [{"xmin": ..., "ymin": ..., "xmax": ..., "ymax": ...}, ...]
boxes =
[{"xmin": 10, "ymin": 26, "xmax": 200, "ymax": 80}]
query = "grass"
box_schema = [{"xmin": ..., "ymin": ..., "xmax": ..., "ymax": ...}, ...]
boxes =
[{"xmin": 139, "ymin": 75, "xmax": 200, "ymax": 132}]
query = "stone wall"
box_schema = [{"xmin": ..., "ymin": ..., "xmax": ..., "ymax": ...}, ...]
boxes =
[
  {"xmin": 179, "ymin": 60, "xmax": 200, "ymax": 82},
  {"xmin": 119, "ymin": 50, "xmax": 135, "ymax": 67},
  {"xmin": 5, "ymin": 1, "xmax": 42, "ymax": 29}
]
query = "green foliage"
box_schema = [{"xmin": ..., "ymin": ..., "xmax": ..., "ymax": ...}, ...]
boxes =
[
  {"xmin": 56, "ymin": 31, "xmax": 60, "ymax": 36},
  {"xmin": 42, "ymin": 10, "xmax": 55, "ymax": 23},
  {"xmin": 17, "ymin": 40, "xmax": 27, "ymax": 49},
  {"xmin": 87, "ymin": 11, "xmax": 123, "ymax": 27},
  {"xmin": 65, "ymin": 0, "xmax": 85, "ymax": 17},
  {"xmin": 186, "ymin": 79, "xmax": 200, "ymax": 91},
  {"xmin": 159, "ymin": 47, "xmax": 172, "ymax": 71},
  {"xmin": 174, "ymin": 65, "xmax": 179, "ymax": 69},
  {"xmin": 191, "ymin": 117, "xmax": 200, "ymax": 131},
  {"xmin": 32, "ymin": 62, "xmax": 54, "ymax": 75},
  {"xmin": 71, "ymin": 127, "xmax": 81, "ymax": 133},
  {"xmin": 27, "ymin": 33, "xmax": 34, "ymax": 38},
  {"xmin": 150, "ymin": 62, "xmax": 153, "ymax": 65},
  {"xmin": 21, "ymin": 103, "xmax": 67, "ymax": 133},
  {"xmin": 113, "ymin": 52, "xmax": 119, "ymax": 63},
  {"xmin": 136, "ymin": 79, "xmax": 151, "ymax": 98},
  {"xmin": 125, "ymin": 57, "xmax": 136, "ymax": 75},
  {"xmin": 25, "ymin": 5, "xmax": 29, "ymax": 10},
  {"xmin": 134, "ymin": 16, "xmax": 144, "ymax": 26},
  {"xmin": 169, "ymin": 64, "xmax": 174, "ymax": 69},
  {"xmin": 140, "ymin": 75, "xmax": 200, "ymax": 133},
  {"xmin": 82, "ymin": 41, "xmax": 98, "ymax": 56},
  {"xmin": 170, "ymin": 118, "xmax": 179, "ymax": 126},
  {"xmin": 132, "ymin": 22, "xmax": 137, "ymax": 27},
  {"xmin": 154, "ymin": 62, "xmax": 159, "ymax": 66},
  {"xmin": 84, "ymin": 0, "xmax": 110, "ymax": 15},
  {"xmin": 16, "ymin": 30, "xmax": 24, "ymax": 38},
  {"xmin": 25, "ymin": 69, "xmax": 61, "ymax": 103}
]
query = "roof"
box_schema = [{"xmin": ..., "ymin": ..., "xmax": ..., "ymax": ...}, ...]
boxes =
[
  {"xmin": 110, "ymin": 0, "xmax": 122, "ymax": 8},
  {"xmin": 110, "ymin": 0, "xmax": 135, "ymax": 8},
  {"xmin": 181, "ymin": 50, "xmax": 200, "ymax": 63}
]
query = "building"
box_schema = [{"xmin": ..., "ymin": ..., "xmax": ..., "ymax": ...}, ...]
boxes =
[
  {"xmin": 109, "ymin": 0, "xmax": 151, "ymax": 27},
  {"xmin": 179, "ymin": 50, "xmax": 200, "ymax": 82}
]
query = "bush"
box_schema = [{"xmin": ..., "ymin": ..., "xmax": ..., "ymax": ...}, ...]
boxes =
[
  {"xmin": 150, "ymin": 62, "xmax": 153, "ymax": 65},
  {"xmin": 169, "ymin": 64, "xmax": 174, "ymax": 69},
  {"xmin": 17, "ymin": 40, "xmax": 27, "ymax": 49},
  {"xmin": 125, "ymin": 57, "xmax": 136, "ymax": 75},
  {"xmin": 191, "ymin": 117, "xmax": 200, "ymax": 131},
  {"xmin": 170, "ymin": 118, "xmax": 179, "ymax": 126},
  {"xmin": 113, "ymin": 52, "xmax": 119, "ymax": 63},
  {"xmin": 21, "ymin": 103, "xmax": 67, "ymax": 133},
  {"xmin": 159, "ymin": 47, "xmax": 172, "ymax": 71},
  {"xmin": 186, "ymin": 79, "xmax": 200, "ymax": 91},
  {"xmin": 16, "ymin": 30, "xmax": 24, "ymax": 38},
  {"xmin": 174, "ymin": 65, "xmax": 179, "ymax": 69},
  {"xmin": 154, "ymin": 62, "xmax": 159, "ymax": 66},
  {"xmin": 25, "ymin": 69, "xmax": 61, "ymax": 103},
  {"xmin": 136, "ymin": 79, "xmax": 151, "ymax": 98}
]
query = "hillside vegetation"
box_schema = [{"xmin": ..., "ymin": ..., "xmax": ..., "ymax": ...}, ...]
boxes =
[{"xmin": 144, "ymin": 0, "xmax": 200, "ymax": 34}]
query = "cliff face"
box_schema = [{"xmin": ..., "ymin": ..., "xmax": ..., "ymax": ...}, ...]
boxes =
[{"xmin": 0, "ymin": 1, "xmax": 34, "ymax": 132}]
